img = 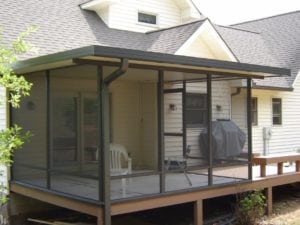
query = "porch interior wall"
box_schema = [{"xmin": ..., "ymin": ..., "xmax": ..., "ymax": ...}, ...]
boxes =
[
  {"xmin": 163, "ymin": 80, "xmax": 232, "ymax": 164},
  {"xmin": 13, "ymin": 71, "xmax": 47, "ymax": 181}
]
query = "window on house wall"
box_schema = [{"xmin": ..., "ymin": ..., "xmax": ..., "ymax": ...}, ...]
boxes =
[
  {"xmin": 251, "ymin": 97, "xmax": 258, "ymax": 126},
  {"xmin": 272, "ymin": 98, "xmax": 282, "ymax": 125},
  {"xmin": 185, "ymin": 93, "xmax": 207, "ymax": 128},
  {"xmin": 138, "ymin": 12, "xmax": 157, "ymax": 25}
]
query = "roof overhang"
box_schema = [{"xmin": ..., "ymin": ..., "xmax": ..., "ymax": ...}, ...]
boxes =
[{"xmin": 14, "ymin": 45, "xmax": 291, "ymax": 79}]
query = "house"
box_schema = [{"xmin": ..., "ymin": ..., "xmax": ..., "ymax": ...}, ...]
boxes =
[{"xmin": 0, "ymin": 1, "xmax": 298, "ymax": 225}]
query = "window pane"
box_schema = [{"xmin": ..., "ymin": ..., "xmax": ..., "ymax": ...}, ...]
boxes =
[
  {"xmin": 185, "ymin": 94, "xmax": 207, "ymax": 127},
  {"xmin": 83, "ymin": 97, "xmax": 98, "ymax": 162},
  {"xmin": 186, "ymin": 110, "xmax": 206, "ymax": 127},
  {"xmin": 272, "ymin": 98, "xmax": 282, "ymax": 125},
  {"xmin": 138, "ymin": 12, "xmax": 157, "ymax": 24},
  {"xmin": 186, "ymin": 94, "xmax": 206, "ymax": 109},
  {"xmin": 251, "ymin": 98, "xmax": 257, "ymax": 125},
  {"xmin": 52, "ymin": 96, "xmax": 78, "ymax": 163}
]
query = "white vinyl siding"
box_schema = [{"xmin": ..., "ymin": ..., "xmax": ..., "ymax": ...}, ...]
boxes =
[
  {"xmin": 233, "ymin": 73, "xmax": 300, "ymax": 155},
  {"xmin": 164, "ymin": 81, "xmax": 232, "ymax": 159},
  {"xmin": 107, "ymin": 0, "xmax": 181, "ymax": 32}
]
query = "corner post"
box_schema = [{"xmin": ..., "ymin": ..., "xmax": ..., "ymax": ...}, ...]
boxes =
[
  {"xmin": 247, "ymin": 78, "xmax": 253, "ymax": 180},
  {"xmin": 99, "ymin": 66, "xmax": 111, "ymax": 225}
]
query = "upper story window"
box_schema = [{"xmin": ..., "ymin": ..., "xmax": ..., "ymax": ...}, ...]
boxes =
[
  {"xmin": 272, "ymin": 98, "xmax": 282, "ymax": 125},
  {"xmin": 138, "ymin": 12, "xmax": 157, "ymax": 25},
  {"xmin": 251, "ymin": 97, "xmax": 258, "ymax": 126}
]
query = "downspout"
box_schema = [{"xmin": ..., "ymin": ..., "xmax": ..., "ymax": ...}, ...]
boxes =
[
  {"xmin": 230, "ymin": 87, "xmax": 241, "ymax": 119},
  {"xmin": 231, "ymin": 87, "xmax": 241, "ymax": 97},
  {"xmin": 102, "ymin": 58, "xmax": 128, "ymax": 225},
  {"xmin": 104, "ymin": 58, "xmax": 129, "ymax": 86}
]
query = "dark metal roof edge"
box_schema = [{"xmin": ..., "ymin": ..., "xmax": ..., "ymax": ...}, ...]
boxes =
[
  {"xmin": 92, "ymin": 45, "xmax": 291, "ymax": 76},
  {"xmin": 14, "ymin": 45, "xmax": 291, "ymax": 76},
  {"xmin": 252, "ymin": 85, "xmax": 294, "ymax": 92},
  {"xmin": 13, "ymin": 46, "xmax": 95, "ymax": 71}
]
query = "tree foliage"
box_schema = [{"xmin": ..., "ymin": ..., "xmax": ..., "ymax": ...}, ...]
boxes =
[{"xmin": 0, "ymin": 26, "xmax": 36, "ymax": 205}]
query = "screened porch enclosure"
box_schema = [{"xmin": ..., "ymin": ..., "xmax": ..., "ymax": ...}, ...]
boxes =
[{"xmin": 11, "ymin": 64, "xmax": 252, "ymax": 202}]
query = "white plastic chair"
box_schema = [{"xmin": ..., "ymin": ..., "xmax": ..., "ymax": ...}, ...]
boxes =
[{"xmin": 110, "ymin": 143, "xmax": 132, "ymax": 197}]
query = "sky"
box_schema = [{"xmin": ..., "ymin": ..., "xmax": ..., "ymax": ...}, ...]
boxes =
[{"xmin": 193, "ymin": 0, "xmax": 300, "ymax": 25}]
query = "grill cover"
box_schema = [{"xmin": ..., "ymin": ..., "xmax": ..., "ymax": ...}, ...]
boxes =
[{"xmin": 200, "ymin": 120, "xmax": 246, "ymax": 160}]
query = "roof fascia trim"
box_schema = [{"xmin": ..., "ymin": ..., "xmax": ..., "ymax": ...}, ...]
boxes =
[{"xmin": 14, "ymin": 45, "xmax": 291, "ymax": 77}]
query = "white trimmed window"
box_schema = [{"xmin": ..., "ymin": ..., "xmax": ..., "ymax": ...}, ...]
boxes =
[
  {"xmin": 251, "ymin": 97, "xmax": 258, "ymax": 126},
  {"xmin": 138, "ymin": 12, "xmax": 157, "ymax": 25},
  {"xmin": 272, "ymin": 98, "xmax": 282, "ymax": 125}
]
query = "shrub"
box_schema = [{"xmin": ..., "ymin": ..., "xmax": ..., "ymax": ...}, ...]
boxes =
[{"xmin": 235, "ymin": 190, "xmax": 266, "ymax": 225}]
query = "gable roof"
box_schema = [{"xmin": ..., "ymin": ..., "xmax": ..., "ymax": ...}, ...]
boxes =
[
  {"xmin": 0, "ymin": 0, "xmax": 292, "ymax": 88},
  {"xmin": 230, "ymin": 11, "xmax": 300, "ymax": 87},
  {"xmin": 0, "ymin": 0, "xmax": 204, "ymax": 60},
  {"xmin": 215, "ymin": 25, "xmax": 291, "ymax": 89}
]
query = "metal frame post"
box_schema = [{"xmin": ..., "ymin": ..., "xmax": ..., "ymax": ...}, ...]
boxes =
[
  {"xmin": 46, "ymin": 70, "xmax": 51, "ymax": 189},
  {"xmin": 207, "ymin": 74, "xmax": 213, "ymax": 185},
  {"xmin": 182, "ymin": 81, "xmax": 187, "ymax": 157},
  {"xmin": 247, "ymin": 78, "xmax": 253, "ymax": 180},
  {"xmin": 158, "ymin": 70, "xmax": 165, "ymax": 193},
  {"xmin": 99, "ymin": 66, "xmax": 111, "ymax": 225}
]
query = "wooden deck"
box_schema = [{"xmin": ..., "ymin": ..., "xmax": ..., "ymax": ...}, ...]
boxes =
[{"xmin": 10, "ymin": 165, "xmax": 300, "ymax": 225}]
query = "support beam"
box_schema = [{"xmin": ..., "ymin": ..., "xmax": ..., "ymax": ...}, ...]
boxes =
[
  {"xmin": 277, "ymin": 162, "xmax": 283, "ymax": 175},
  {"xmin": 46, "ymin": 70, "xmax": 51, "ymax": 189},
  {"xmin": 207, "ymin": 74, "xmax": 212, "ymax": 185},
  {"xmin": 100, "ymin": 67, "xmax": 112, "ymax": 225},
  {"xmin": 265, "ymin": 187, "xmax": 273, "ymax": 216},
  {"xmin": 158, "ymin": 70, "xmax": 165, "ymax": 193},
  {"xmin": 194, "ymin": 200, "xmax": 203, "ymax": 225},
  {"xmin": 247, "ymin": 78, "xmax": 253, "ymax": 180}
]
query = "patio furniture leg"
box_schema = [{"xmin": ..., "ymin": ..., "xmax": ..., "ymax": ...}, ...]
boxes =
[
  {"xmin": 265, "ymin": 187, "xmax": 273, "ymax": 216},
  {"xmin": 194, "ymin": 200, "xmax": 203, "ymax": 225},
  {"xmin": 277, "ymin": 162, "xmax": 283, "ymax": 175},
  {"xmin": 184, "ymin": 172, "xmax": 192, "ymax": 186},
  {"xmin": 260, "ymin": 164, "xmax": 266, "ymax": 177},
  {"xmin": 121, "ymin": 178, "xmax": 126, "ymax": 198},
  {"xmin": 296, "ymin": 160, "xmax": 300, "ymax": 172}
]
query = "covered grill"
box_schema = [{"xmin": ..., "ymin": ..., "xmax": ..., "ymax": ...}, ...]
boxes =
[{"xmin": 200, "ymin": 120, "xmax": 246, "ymax": 160}]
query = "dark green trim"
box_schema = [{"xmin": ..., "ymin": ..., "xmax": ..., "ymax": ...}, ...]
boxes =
[
  {"xmin": 157, "ymin": 70, "xmax": 165, "ymax": 193},
  {"xmin": 247, "ymin": 78, "xmax": 253, "ymax": 180},
  {"xmin": 104, "ymin": 58, "xmax": 128, "ymax": 85},
  {"xmin": 14, "ymin": 45, "xmax": 291, "ymax": 77},
  {"xmin": 252, "ymin": 85, "xmax": 294, "ymax": 91},
  {"xmin": 46, "ymin": 70, "xmax": 51, "ymax": 189},
  {"xmin": 207, "ymin": 74, "xmax": 213, "ymax": 185}
]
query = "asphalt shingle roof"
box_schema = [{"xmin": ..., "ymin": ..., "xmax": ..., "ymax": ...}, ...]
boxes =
[
  {"xmin": 0, "ymin": 0, "xmax": 204, "ymax": 59},
  {"xmin": 231, "ymin": 11, "xmax": 300, "ymax": 87},
  {"xmin": 215, "ymin": 25, "xmax": 291, "ymax": 89},
  {"xmin": 0, "ymin": 0, "xmax": 297, "ymax": 89}
]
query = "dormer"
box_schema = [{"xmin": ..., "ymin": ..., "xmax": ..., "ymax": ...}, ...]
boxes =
[{"xmin": 81, "ymin": 0, "xmax": 202, "ymax": 33}]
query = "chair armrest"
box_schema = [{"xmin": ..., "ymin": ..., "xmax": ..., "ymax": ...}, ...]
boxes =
[{"xmin": 127, "ymin": 157, "xmax": 132, "ymax": 174}]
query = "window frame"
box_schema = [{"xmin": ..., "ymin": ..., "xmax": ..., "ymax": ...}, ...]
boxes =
[
  {"xmin": 137, "ymin": 11, "xmax": 159, "ymax": 27},
  {"xmin": 272, "ymin": 98, "xmax": 282, "ymax": 125},
  {"xmin": 185, "ymin": 93, "xmax": 207, "ymax": 128},
  {"xmin": 251, "ymin": 97, "xmax": 258, "ymax": 126}
]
